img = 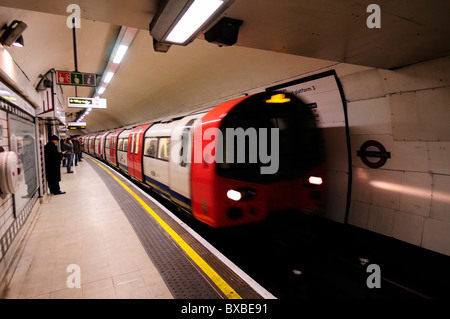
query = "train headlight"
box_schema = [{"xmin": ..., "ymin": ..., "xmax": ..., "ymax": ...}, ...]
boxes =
[
  {"xmin": 226, "ymin": 188, "xmax": 256, "ymax": 201},
  {"xmin": 227, "ymin": 190, "xmax": 242, "ymax": 201},
  {"xmin": 308, "ymin": 176, "xmax": 323, "ymax": 185}
]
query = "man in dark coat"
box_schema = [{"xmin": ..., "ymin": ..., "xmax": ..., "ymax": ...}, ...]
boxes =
[
  {"xmin": 72, "ymin": 136, "xmax": 81, "ymax": 166},
  {"xmin": 44, "ymin": 135, "xmax": 66, "ymax": 195}
]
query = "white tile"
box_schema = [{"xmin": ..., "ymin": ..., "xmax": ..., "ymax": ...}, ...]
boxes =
[
  {"xmin": 351, "ymin": 167, "xmax": 373, "ymax": 203},
  {"xmin": 370, "ymin": 169, "xmax": 402, "ymax": 210},
  {"xmin": 348, "ymin": 201, "xmax": 370, "ymax": 229},
  {"xmin": 399, "ymin": 172, "xmax": 432, "ymax": 217},
  {"xmin": 390, "ymin": 87, "xmax": 450, "ymax": 141},
  {"xmin": 380, "ymin": 56, "xmax": 450, "ymax": 94},
  {"xmin": 422, "ymin": 218, "xmax": 450, "ymax": 256},
  {"xmin": 348, "ymin": 97, "xmax": 391, "ymax": 135},
  {"xmin": 431, "ymin": 174, "xmax": 450, "ymax": 223},
  {"xmin": 428, "ymin": 142, "xmax": 450, "ymax": 175},
  {"xmin": 367, "ymin": 205, "xmax": 395, "ymax": 237},
  {"xmin": 340, "ymin": 69, "xmax": 385, "ymax": 101},
  {"xmin": 392, "ymin": 211, "xmax": 425, "ymax": 246}
]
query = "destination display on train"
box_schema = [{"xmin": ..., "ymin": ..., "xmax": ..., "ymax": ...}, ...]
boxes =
[{"xmin": 67, "ymin": 97, "xmax": 107, "ymax": 109}]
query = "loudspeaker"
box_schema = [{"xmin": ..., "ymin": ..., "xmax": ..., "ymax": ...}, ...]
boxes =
[{"xmin": 204, "ymin": 17, "xmax": 243, "ymax": 47}]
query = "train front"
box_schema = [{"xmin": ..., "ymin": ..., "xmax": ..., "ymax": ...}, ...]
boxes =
[{"xmin": 191, "ymin": 92, "xmax": 326, "ymax": 228}]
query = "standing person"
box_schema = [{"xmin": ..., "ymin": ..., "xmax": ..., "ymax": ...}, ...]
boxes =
[
  {"xmin": 44, "ymin": 135, "xmax": 66, "ymax": 195},
  {"xmin": 72, "ymin": 136, "xmax": 81, "ymax": 166},
  {"xmin": 61, "ymin": 137, "xmax": 74, "ymax": 173},
  {"xmin": 61, "ymin": 139, "xmax": 67, "ymax": 167},
  {"xmin": 78, "ymin": 137, "xmax": 84, "ymax": 161}
]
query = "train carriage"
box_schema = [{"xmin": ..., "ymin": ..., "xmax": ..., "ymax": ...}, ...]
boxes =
[{"xmin": 82, "ymin": 91, "xmax": 325, "ymax": 228}]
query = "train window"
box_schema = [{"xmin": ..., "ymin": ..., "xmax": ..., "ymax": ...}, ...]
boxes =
[
  {"xmin": 217, "ymin": 92, "xmax": 324, "ymax": 184},
  {"xmin": 180, "ymin": 119, "xmax": 195, "ymax": 167},
  {"xmin": 144, "ymin": 138, "xmax": 158, "ymax": 158},
  {"xmin": 117, "ymin": 138, "xmax": 123, "ymax": 151},
  {"xmin": 135, "ymin": 129, "xmax": 143, "ymax": 155},
  {"xmin": 130, "ymin": 135, "xmax": 135, "ymax": 154},
  {"xmin": 158, "ymin": 138, "xmax": 170, "ymax": 161},
  {"xmin": 123, "ymin": 138, "xmax": 129, "ymax": 152},
  {"xmin": 105, "ymin": 138, "xmax": 110, "ymax": 149}
]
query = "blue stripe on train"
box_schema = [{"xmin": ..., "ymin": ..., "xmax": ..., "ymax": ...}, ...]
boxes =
[{"xmin": 144, "ymin": 174, "xmax": 192, "ymax": 211}]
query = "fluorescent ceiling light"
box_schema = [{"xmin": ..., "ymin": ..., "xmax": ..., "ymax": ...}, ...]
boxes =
[
  {"xmin": 113, "ymin": 45, "xmax": 128, "ymax": 64},
  {"xmin": 166, "ymin": 0, "xmax": 224, "ymax": 44},
  {"xmin": 98, "ymin": 87, "xmax": 106, "ymax": 95},
  {"xmin": 104, "ymin": 72, "xmax": 114, "ymax": 83}
]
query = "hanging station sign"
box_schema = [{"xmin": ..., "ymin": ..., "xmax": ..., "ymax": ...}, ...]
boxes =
[
  {"xmin": 56, "ymin": 71, "xmax": 97, "ymax": 87},
  {"xmin": 67, "ymin": 121, "xmax": 86, "ymax": 130},
  {"xmin": 67, "ymin": 97, "xmax": 107, "ymax": 109}
]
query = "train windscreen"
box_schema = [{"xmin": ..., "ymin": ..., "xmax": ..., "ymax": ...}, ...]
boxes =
[{"xmin": 217, "ymin": 92, "xmax": 324, "ymax": 184}]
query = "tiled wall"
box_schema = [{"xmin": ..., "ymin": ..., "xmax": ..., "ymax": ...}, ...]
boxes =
[
  {"xmin": 0, "ymin": 102, "xmax": 39, "ymax": 266},
  {"xmin": 337, "ymin": 56, "xmax": 450, "ymax": 256},
  {"xmin": 0, "ymin": 109, "xmax": 14, "ymax": 262}
]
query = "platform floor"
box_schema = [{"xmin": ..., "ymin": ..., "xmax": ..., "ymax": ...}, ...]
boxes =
[
  {"xmin": 3, "ymin": 155, "xmax": 270, "ymax": 299},
  {"xmin": 4, "ymin": 157, "xmax": 173, "ymax": 299}
]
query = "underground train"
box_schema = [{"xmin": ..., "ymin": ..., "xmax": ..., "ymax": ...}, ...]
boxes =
[{"xmin": 82, "ymin": 91, "xmax": 326, "ymax": 228}]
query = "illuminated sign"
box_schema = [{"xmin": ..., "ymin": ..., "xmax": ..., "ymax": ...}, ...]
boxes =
[
  {"xmin": 67, "ymin": 97, "xmax": 107, "ymax": 109},
  {"xmin": 67, "ymin": 122, "xmax": 86, "ymax": 130},
  {"xmin": 56, "ymin": 71, "xmax": 97, "ymax": 87}
]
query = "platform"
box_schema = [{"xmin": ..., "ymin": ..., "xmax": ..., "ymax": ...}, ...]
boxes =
[{"xmin": 3, "ymin": 155, "xmax": 273, "ymax": 299}]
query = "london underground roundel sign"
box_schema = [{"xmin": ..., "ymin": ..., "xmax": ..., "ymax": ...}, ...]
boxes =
[{"xmin": 357, "ymin": 140, "xmax": 391, "ymax": 169}]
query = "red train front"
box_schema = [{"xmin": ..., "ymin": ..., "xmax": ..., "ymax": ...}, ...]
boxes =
[
  {"xmin": 190, "ymin": 92, "xmax": 326, "ymax": 228},
  {"xmin": 82, "ymin": 91, "xmax": 326, "ymax": 229}
]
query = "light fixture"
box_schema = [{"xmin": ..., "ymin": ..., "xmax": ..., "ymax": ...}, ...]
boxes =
[
  {"xmin": 0, "ymin": 20, "xmax": 27, "ymax": 47},
  {"xmin": 12, "ymin": 35, "xmax": 24, "ymax": 47},
  {"xmin": 103, "ymin": 72, "xmax": 114, "ymax": 83},
  {"xmin": 93, "ymin": 26, "xmax": 137, "ymax": 98},
  {"xmin": 112, "ymin": 45, "xmax": 128, "ymax": 64},
  {"xmin": 74, "ymin": 26, "xmax": 137, "ymax": 123},
  {"xmin": 149, "ymin": 0, "xmax": 235, "ymax": 52}
]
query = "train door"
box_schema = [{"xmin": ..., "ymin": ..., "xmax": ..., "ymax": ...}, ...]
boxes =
[
  {"xmin": 100, "ymin": 132, "xmax": 110, "ymax": 160},
  {"xmin": 127, "ymin": 126, "xmax": 139, "ymax": 178},
  {"xmin": 89, "ymin": 135, "xmax": 97, "ymax": 155},
  {"xmin": 109, "ymin": 129, "xmax": 123, "ymax": 167},
  {"xmin": 82, "ymin": 136, "xmax": 89, "ymax": 154},
  {"xmin": 105, "ymin": 132, "xmax": 112, "ymax": 163},
  {"xmin": 94, "ymin": 135, "xmax": 102, "ymax": 158},
  {"xmin": 117, "ymin": 129, "xmax": 131, "ymax": 172},
  {"xmin": 168, "ymin": 115, "xmax": 203, "ymax": 211},
  {"xmin": 128, "ymin": 123, "xmax": 152, "ymax": 181}
]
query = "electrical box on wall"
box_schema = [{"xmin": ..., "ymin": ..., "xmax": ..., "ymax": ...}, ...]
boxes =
[{"xmin": 0, "ymin": 150, "xmax": 20, "ymax": 195}]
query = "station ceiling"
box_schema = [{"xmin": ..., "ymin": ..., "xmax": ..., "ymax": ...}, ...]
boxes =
[{"xmin": 0, "ymin": 0, "xmax": 449, "ymax": 132}]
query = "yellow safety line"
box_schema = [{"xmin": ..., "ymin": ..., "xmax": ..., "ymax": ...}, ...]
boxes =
[{"xmin": 89, "ymin": 158, "xmax": 241, "ymax": 299}]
